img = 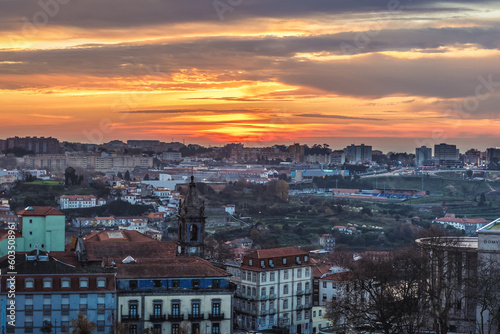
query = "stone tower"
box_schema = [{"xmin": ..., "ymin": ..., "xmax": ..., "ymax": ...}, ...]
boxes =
[{"xmin": 177, "ymin": 176, "xmax": 206, "ymax": 257}]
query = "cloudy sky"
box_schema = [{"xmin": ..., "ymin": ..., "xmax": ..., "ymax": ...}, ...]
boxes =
[{"xmin": 1, "ymin": 0, "xmax": 500, "ymax": 151}]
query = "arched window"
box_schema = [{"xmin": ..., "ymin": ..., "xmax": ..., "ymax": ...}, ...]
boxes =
[{"xmin": 189, "ymin": 224, "xmax": 199, "ymax": 242}]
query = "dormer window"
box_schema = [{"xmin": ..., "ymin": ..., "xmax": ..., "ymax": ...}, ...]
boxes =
[
  {"xmin": 249, "ymin": 259, "xmax": 253, "ymax": 266},
  {"xmin": 304, "ymin": 256, "xmax": 308, "ymax": 262},
  {"xmin": 25, "ymin": 278, "xmax": 34, "ymax": 289},
  {"xmin": 283, "ymin": 257, "xmax": 287, "ymax": 265},
  {"xmin": 261, "ymin": 260, "xmax": 265, "ymax": 268},
  {"xmin": 97, "ymin": 277, "xmax": 106, "ymax": 288},
  {"xmin": 269, "ymin": 259, "xmax": 274, "ymax": 267},
  {"xmin": 79, "ymin": 278, "xmax": 89, "ymax": 288},
  {"xmin": 43, "ymin": 278, "xmax": 53, "ymax": 289},
  {"xmin": 61, "ymin": 278, "xmax": 71, "ymax": 288}
]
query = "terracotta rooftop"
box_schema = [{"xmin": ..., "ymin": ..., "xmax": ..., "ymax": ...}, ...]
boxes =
[
  {"xmin": 17, "ymin": 206, "xmax": 64, "ymax": 216},
  {"xmin": 60, "ymin": 195, "xmax": 96, "ymax": 200},
  {"xmin": 247, "ymin": 246, "xmax": 307, "ymax": 259},
  {"xmin": 322, "ymin": 271, "xmax": 353, "ymax": 281},
  {"xmin": 312, "ymin": 262, "xmax": 333, "ymax": 278},
  {"xmin": 116, "ymin": 257, "xmax": 230, "ymax": 279},
  {"xmin": 84, "ymin": 230, "xmax": 177, "ymax": 263}
]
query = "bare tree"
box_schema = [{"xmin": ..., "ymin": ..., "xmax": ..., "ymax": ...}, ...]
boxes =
[
  {"xmin": 468, "ymin": 257, "xmax": 500, "ymax": 334},
  {"xmin": 417, "ymin": 236, "xmax": 477, "ymax": 334},
  {"xmin": 71, "ymin": 313, "xmax": 96, "ymax": 334},
  {"xmin": 325, "ymin": 249, "xmax": 429, "ymax": 334}
]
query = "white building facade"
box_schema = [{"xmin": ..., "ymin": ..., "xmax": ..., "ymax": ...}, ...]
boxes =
[{"xmin": 228, "ymin": 247, "xmax": 313, "ymax": 334}]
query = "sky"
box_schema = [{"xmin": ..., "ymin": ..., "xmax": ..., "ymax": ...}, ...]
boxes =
[{"xmin": 1, "ymin": 0, "xmax": 500, "ymax": 152}]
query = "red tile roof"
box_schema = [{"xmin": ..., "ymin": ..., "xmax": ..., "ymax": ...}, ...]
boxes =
[
  {"xmin": 116, "ymin": 256, "xmax": 230, "ymax": 279},
  {"xmin": 248, "ymin": 247, "xmax": 307, "ymax": 259},
  {"xmin": 312, "ymin": 263, "xmax": 332, "ymax": 278},
  {"xmin": 84, "ymin": 230, "xmax": 177, "ymax": 263},
  {"xmin": 322, "ymin": 271, "xmax": 353, "ymax": 281},
  {"xmin": 17, "ymin": 206, "xmax": 64, "ymax": 216},
  {"xmin": 60, "ymin": 195, "xmax": 96, "ymax": 200}
]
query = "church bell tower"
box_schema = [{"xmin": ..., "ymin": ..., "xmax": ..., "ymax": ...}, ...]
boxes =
[{"xmin": 177, "ymin": 176, "xmax": 206, "ymax": 257}]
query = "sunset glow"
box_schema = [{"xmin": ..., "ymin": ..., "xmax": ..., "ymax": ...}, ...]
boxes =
[{"xmin": 2, "ymin": 0, "xmax": 500, "ymax": 150}]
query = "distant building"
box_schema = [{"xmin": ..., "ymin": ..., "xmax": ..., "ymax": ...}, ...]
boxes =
[
  {"xmin": 432, "ymin": 213, "xmax": 490, "ymax": 235},
  {"xmin": 223, "ymin": 205, "xmax": 235, "ymax": 215},
  {"xmin": 228, "ymin": 238, "xmax": 253, "ymax": 249},
  {"xmin": 1, "ymin": 136, "xmax": 60, "ymax": 154},
  {"xmin": 415, "ymin": 146, "xmax": 432, "ymax": 167},
  {"xmin": 289, "ymin": 143, "xmax": 306, "ymax": 163},
  {"xmin": 319, "ymin": 234, "xmax": 335, "ymax": 252},
  {"xmin": 463, "ymin": 149, "xmax": 482, "ymax": 166},
  {"xmin": 60, "ymin": 195, "xmax": 106, "ymax": 210},
  {"xmin": 127, "ymin": 139, "xmax": 161, "ymax": 149},
  {"xmin": 486, "ymin": 147, "xmax": 500, "ymax": 168},
  {"xmin": 434, "ymin": 143, "xmax": 459, "ymax": 165},
  {"xmin": 344, "ymin": 144, "xmax": 372, "ymax": 163},
  {"xmin": 162, "ymin": 151, "xmax": 182, "ymax": 161},
  {"xmin": 329, "ymin": 150, "xmax": 346, "ymax": 165},
  {"xmin": 127, "ymin": 218, "xmax": 148, "ymax": 234},
  {"xmin": 292, "ymin": 170, "xmax": 349, "ymax": 183}
]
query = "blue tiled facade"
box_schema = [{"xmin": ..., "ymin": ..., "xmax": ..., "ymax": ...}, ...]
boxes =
[{"xmin": 3, "ymin": 291, "xmax": 116, "ymax": 334}]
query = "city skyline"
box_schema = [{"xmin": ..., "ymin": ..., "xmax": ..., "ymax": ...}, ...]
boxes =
[
  {"xmin": 2, "ymin": 135, "xmax": 500, "ymax": 154},
  {"xmin": 2, "ymin": 1, "xmax": 500, "ymax": 149}
]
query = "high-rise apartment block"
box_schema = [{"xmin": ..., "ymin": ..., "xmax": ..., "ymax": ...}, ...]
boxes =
[
  {"xmin": 415, "ymin": 146, "xmax": 432, "ymax": 167},
  {"xmin": 344, "ymin": 144, "xmax": 372, "ymax": 163}
]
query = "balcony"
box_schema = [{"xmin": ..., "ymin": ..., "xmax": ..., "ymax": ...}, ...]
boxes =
[
  {"xmin": 121, "ymin": 314, "xmax": 140, "ymax": 322},
  {"xmin": 296, "ymin": 290, "xmax": 304, "ymax": 295},
  {"xmin": 208, "ymin": 313, "xmax": 225, "ymax": 321},
  {"xmin": 305, "ymin": 303, "xmax": 311, "ymax": 309},
  {"xmin": 188, "ymin": 313, "xmax": 205, "ymax": 321},
  {"xmin": 297, "ymin": 305, "xmax": 304, "ymax": 311},
  {"xmin": 269, "ymin": 308, "xmax": 276, "ymax": 315},
  {"xmin": 269, "ymin": 293, "xmax": 276, "ymax": 299},
  {"xmin": 237, "ymin": 307, "xmax": 258, "ymax": 316},
  {"xmin": 168, "ymin": 314, "xmax": 184, "ymax": 322},
  {"xmin": 305, "ymin": 288, "xmax": 311, "ymax": 294},
  {"xmin": 149, "ymin": 314, "xmax": 167, "ymax": 322},
  {"xmin": 259, "ymin": 295, "xmax": 268, "ymax": 300}
]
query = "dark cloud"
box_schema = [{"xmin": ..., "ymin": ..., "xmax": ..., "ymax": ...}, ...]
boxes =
[
  {"xmin": 2, "ymin": 23, "xmax": 500, "ymax": 100},
  {"xmin": 0, "ymin": 0, "xmax": 494, "ymax": 31}
]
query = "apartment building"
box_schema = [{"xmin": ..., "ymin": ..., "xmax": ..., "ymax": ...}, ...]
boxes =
[
  {"xmin": 117, "ymin": 257, "xmax": 233, "ymax": 334},
  {"xmin": 0, "ymin": 250, "xmax": 116, "ymax": 334},
  {"xmin": 228, "ymin": 247, "xmax": 313, "ymax": 334}
]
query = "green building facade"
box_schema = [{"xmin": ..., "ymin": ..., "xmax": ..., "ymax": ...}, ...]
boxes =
[{"xmin": 0, "ymin": 206, "xmax": 65, "ymax": 257}]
